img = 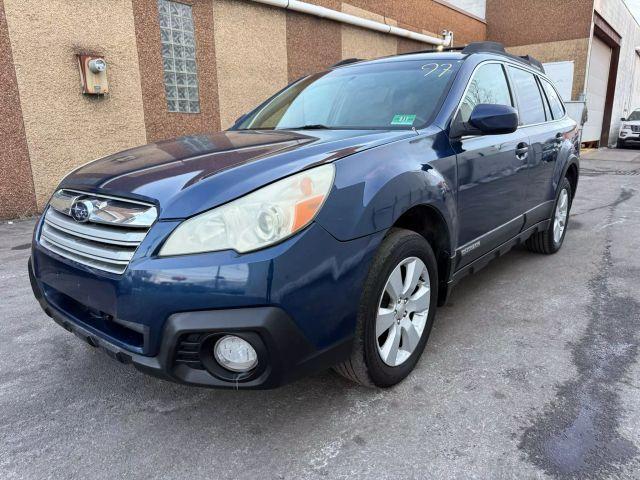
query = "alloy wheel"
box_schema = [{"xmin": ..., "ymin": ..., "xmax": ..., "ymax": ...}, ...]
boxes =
[
  {"xmin": 375, "ymin": 257, "xmax": 431, "ymax": 367},
  {"xmin": 554, "ymin": 188, "xmax": 569, "ymax": 244}
]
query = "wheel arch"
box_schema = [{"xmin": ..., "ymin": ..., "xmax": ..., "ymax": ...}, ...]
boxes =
[
  {"xmin": 392, "ymin": 203, "xmax": 454, "ymax": 306},
  {"xmin": 565, "ymin": 159, "xmax": 579, "ymax": 202}
]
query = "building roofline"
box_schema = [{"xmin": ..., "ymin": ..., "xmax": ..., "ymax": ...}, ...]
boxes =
[{"xmin": 433, "ymin": 0, "xmax": 487, "ymax": 24}]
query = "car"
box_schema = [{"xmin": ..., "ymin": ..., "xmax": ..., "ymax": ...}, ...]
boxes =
[
  {"xmin": 29, "ymin": 41, "xmax": 580, "ymax": 389},
  {"xmin": 617, "ymin": 109, "xmax": 640, "ymax": 148}
]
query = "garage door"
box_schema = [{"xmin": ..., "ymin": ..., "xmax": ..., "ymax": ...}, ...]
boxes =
[
  {"xmin": 632, "ymin": 55, "xmax": 640, "ymax": 112},
  {"xmin": 582, "ymin": 36, "xmax": 612, "ymax": 143}
]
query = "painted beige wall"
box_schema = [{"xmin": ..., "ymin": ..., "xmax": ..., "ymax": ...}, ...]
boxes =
[
  {"xmin": 341, "ymin": 3, "xmax": 397, "ymax": 59},
  {"xmin": 213, "ymin": 0, "xmax": 288, "ymax": 129},
  {"xmin": 507, "ymin": 38, "xmax": 590, "ymax": 101},
  {"xmin": 3, "ymin": 0, "xmax": 147, "ymax": 209}
]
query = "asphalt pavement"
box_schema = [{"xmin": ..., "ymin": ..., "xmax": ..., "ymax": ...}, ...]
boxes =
[{"xmin": 2, "ymin": 148, "xmax": 640, "ymax": 480}]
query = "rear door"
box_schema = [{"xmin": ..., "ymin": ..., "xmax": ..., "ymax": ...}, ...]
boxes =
[
  {"xmin": 508, "ymin": 66, "xmax": 574, "ymax": 227},
  {"xmin": 507, "ymin": 66, "xmax": 559, "ymax": 226},
  {"xmin": 452, "ymin": 62, "xmax": 530, "ymax": 267}
]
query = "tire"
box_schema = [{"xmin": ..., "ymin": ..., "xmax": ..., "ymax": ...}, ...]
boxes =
[
  {"xmin": 617, "ymin": 139, "xmax": 625, "ymax": 149},
  {"xmin": 334, "ymin": 228, "xmax": 438, "ymax": 387},
  {"xmin": 525, "ymin": 177, "xmax": 572, "ymax": 254}
]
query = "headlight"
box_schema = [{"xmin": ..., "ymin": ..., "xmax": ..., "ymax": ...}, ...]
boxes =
[
  {"xmin": 159, "ymin": 164, "xmax": 335, "ymax": 256},
  {"xmin": 623, "ymin": 123, "xmax": 632, "ymax": 129}
]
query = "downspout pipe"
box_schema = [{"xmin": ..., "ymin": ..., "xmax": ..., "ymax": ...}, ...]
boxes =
[{"xmin": 249, "ymin": 0, "xmax": 453, "ymax": 47}]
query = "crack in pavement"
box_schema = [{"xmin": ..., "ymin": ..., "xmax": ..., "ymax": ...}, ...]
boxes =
[
  {"xmin": 519, "ymin": 188, "xmax": 640, "ymax": 479},
  {"xmin": 571, "ymin": 188, "xmax": 636, "ymax": 217}
]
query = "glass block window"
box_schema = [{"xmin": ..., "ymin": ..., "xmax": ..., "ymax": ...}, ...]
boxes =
[{"xmin": 158, "ymin": 0, "xmax": 200, "ymax": 113}]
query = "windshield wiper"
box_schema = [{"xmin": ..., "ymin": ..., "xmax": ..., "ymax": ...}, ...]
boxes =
[{"xmin": 284, "ymin": 124, "xmax": 332, "ymax": 130}]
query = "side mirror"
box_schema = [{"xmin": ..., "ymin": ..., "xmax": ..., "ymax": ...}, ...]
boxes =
[
  {"xmin": 467, "ymin": 104, "xmax": 519, "ymax": 135},
  {"xmin": 621, "ymin": 117, "xmax": 627, "ymax": 121}
]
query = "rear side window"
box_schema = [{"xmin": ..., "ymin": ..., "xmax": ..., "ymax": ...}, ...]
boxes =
[
  {"xmin": 508, "ymin": 66, "xmax": 546, "ymax": 125},
  {"xmin": 540, "ymin": 79, "xmax": 565, "ymax": 119},
  {"xmin": 458, "ymin": 63, "xmax": 512, "ymax": 123}
]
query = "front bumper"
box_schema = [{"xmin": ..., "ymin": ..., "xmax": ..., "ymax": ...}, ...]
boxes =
[
  {"xmin": 619, "ymin": 131, "xmax": 640, "ymax": 143},
  {"xmin": 30, "ymin": 262, "xmax": 349, "ymax": 388},
  {"xmin": 29, "ymin": 220, "xmax": 385, "ymax": 388}
]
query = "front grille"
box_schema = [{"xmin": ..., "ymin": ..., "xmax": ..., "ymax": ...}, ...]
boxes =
[
  {"xmin": 631, "ymin": 125, "xmax": 640, "ymax": 133},
  {"xmin": 39, "ymin": 190, "xmax": 157, "ymax": 274}
]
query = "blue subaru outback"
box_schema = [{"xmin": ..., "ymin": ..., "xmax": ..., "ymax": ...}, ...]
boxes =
[{"xmin": 29, "ymin": 42, "xmax": 579, "ymax": 389}]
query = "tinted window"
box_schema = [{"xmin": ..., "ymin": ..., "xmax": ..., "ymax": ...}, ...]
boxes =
[
  {"xmin": 540, "ymin": 79, "xmax": 565, "ymax": 119},
  {"xmin": 628, "ymin": 110, "xmax": 640, "ymax": 121},
  {"xmin": 458, "ymin": 63, "xmax": 512, "ymax": 123},
  {"xmin": 237, "ymin": 60, "xmax": 461, "ymax": 130},
  {"xmin": 508, "ymin": 67, "xmax": 546, "ymax": 125}
]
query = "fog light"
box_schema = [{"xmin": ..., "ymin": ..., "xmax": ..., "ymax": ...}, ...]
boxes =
[{"xmin": 214, "ymin": 335, "xmax": 258, "ymax": 372}]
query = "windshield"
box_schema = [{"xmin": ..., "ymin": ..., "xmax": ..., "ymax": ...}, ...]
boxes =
[
  {"xmin": 236, "ymin": 60, "xmax": 462, "ymax": 130},
  {"xmin": 628, "ymin": 110, "xmax": 640, "ymax": 121}
]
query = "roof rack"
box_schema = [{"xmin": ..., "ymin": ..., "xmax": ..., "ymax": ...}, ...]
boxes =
[
  {"xmin": 394, "ymin": 42, "xmax": 545, "ymax": 73},
  {"xmin": 460, "ymin": 41, "xmax": 505, "ymax": 54},
  {"xmin": 518, "ymin": 54, "xmax": 545, "ymax": 72},
  {"xmin": 331, "ymin": 58, "xmax": 362, "ymax": 67},
  {"xmin": 337, "ymin": 42, "xmax": 545, "ymax": 73},
  {"xmin": 461, "ymin": 41, "xmax": 545, "ymax": 73}
]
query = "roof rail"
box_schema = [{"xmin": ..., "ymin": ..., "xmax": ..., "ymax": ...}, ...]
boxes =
[
  {"xmin": 461, "ymin": 41, "xmax": 506, "ymax": 55},
  {"xmin": 519, "ymin": 54, "xmax": 545, "ymax": 73},
  {"xmin": 331, "ymin": 58, "xmax": 362, "ymax": 67},
  {"xmin": 461, "ymin": 41, "xmax": 546, "ymax": 73},
  {"xmin": 345, "ymin": 41, "xmax": 546, "ymax": 73}
]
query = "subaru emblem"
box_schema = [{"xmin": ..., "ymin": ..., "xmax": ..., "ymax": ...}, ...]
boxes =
[{"xmin": 70, "ymin": 200, "xmax": 93, "ymax": 223}]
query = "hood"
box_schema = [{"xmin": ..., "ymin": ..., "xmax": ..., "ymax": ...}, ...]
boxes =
[{"xmin": 61, "ymin": 129, "xmax": 414, "ymax": 219}]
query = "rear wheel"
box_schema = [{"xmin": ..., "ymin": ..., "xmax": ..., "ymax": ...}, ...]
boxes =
[
  {"xmin": 334, "ymin": 228, "xmax": 438, "ymax": 387},
  {"xmin": 525, "ymin": 177, "xmax": 572, "ymax": 254}
]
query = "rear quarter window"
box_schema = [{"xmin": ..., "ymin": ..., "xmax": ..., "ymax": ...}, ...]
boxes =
[
  {"xmin": 508, "ymin": 66, "xmax": 547, "ymax": 125},
  {"xmin": 540, "ymin": 78, "xmax": 565, "ymax": 120}
]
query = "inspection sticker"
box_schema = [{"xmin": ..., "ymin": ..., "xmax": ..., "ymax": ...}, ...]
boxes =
[{"xmin": 391, "ymin": 114, "xmax": 416, "ymax": 126}]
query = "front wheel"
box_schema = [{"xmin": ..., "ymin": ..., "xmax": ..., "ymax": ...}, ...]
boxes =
[
  {"xmin": 334, "ymin": 229, "xmax": 438, "ymax": 387},
  {"xmin": 617, "ymin": 139, "xmax": 625, "ymax": 149},
  {"xmin": 525, "ymin": 177, "xmax": 572, "ymax": 254}
]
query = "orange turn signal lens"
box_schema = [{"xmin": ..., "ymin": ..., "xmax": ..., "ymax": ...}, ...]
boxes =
[{"xmin": 292, "ymin": 194, "xmax": 325, "ymax": 231}]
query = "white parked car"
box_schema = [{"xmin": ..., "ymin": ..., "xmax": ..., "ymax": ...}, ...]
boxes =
[{"xmin": 618, "ymin": 109, "xmax": 640, "ymax": 148}]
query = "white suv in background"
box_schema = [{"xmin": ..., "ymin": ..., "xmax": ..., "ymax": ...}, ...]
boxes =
[{"xmin": 618, "ymin": 109, "xmax": 640, "ymax": 148}]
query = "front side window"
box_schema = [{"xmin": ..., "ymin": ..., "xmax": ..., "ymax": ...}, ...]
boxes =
[
  {"xmin": 237, "ymin": 60, "xmax": 461, "ymax": 130},
  {"xmin": 158, "ymin": 0, "xmax": 200, "ymax": 113},
  {"xmin": 457, "ymin": 63, "xmax": 513, "ymax": 123},
  {"xmin": 540, "ymin": 79, "xmax": 565, "ymax": 120},
  {"xmin": 508, "ymin": 66, "xmax": 546, "ymax": 125}
]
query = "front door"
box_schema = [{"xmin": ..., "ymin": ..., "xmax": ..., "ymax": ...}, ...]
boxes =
[{"xmin": 451, "ymin": 62, "xmax": 529, "ymax": 267}]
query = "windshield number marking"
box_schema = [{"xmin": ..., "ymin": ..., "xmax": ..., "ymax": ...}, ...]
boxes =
[
  {"xmin": 422, "ymin": 63, "xmax": 454, "ymax": 78},
  {"xmin": 422, "ymin": 63, "xmax": 439, "ymax": 76}
]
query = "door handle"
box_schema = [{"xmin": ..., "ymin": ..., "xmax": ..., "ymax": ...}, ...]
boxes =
[{"xmin": 515, "ymin": 142, "xmax": 529, "ymax": 160}]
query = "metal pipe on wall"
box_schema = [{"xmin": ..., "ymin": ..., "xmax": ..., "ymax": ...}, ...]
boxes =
[{"xmin": 249, "ymin": 0, "xmax": 453, "ymax": 46}]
